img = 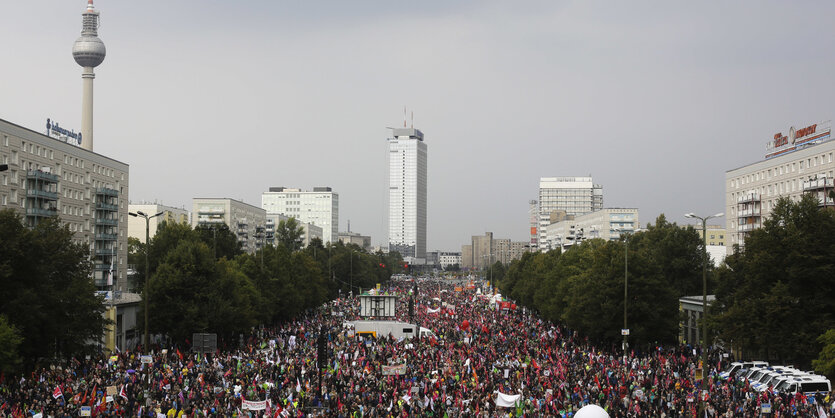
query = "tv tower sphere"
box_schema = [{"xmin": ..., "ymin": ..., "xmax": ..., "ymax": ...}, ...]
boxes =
[{"xmin": 72, "ymin": 0, "xmax": 106, "ymax": 68}]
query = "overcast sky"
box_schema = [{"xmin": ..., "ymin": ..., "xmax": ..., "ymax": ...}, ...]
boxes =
[{"xmin": 3, "ymin": 1, "xmax": 834, "ymax": 251}]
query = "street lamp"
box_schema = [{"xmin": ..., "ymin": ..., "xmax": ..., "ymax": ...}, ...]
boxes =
[
  {"xmin": 129, "ymin": 210, "xmax": 164, "ymax": 353},
  {"xmin": 614, "ymin": 227, "xmax": 631, "ymax": 362},
  {"xmin": 350, "ymin": 249, "xmax": 356, "ymax": 296},
  {"xmin": 684, "ymin": 212, "xmax": 723, "ymax": 382}
]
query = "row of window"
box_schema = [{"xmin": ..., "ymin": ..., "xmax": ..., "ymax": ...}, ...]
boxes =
[{"xmin": 731, "ymin": 152, "xmax": 834, "ymax": 188}]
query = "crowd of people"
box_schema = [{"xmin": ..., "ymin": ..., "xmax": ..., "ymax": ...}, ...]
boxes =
[{"xmin": 0, "ymin": 277, "xmax": 832, "ymax": 417}]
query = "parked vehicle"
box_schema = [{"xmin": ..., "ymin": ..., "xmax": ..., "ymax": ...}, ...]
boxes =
[
  {"xmin": 719, "ymin": 361, "xmax": 769, "ymax": 381},
  {"xmin": 775, "ymin": 376, "xmax": 831, "ymax": 396},
  {"xmin": 347, "ymin": 320, "xmax": 436, "ymax": 340}
]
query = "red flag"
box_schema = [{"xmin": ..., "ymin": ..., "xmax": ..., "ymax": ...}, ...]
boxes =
[
  {"xmin": 176, "ymin": 348, "xmax": 183, "ymax": 360},
  {"xmin": 53, "ymin": 385, "xmax": 64, "ymax": 399},
  {"xmin": 120, "ymin": 384, "xmax": 129, "ymax": 401},
  {"xmin": 89, "ymin": 384, "xmax": 97, "ymax": 407}
]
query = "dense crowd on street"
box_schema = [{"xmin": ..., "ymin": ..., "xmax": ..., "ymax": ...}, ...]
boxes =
[{"xmin": 0, "ymin": 278, "xmax": 832, "ymax": 417}]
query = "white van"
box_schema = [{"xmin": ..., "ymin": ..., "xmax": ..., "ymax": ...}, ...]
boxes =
[
  {"xmin": 720, "ymin": 361, "xmax": 769, "ymax": 381},
  {"xmin": 775, "ymin": 376, "xmax": 831, "ymax": 396}
]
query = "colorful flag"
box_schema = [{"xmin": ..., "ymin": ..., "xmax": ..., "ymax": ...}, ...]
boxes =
[
  {"xmin": 52, "ymin": 385, "xmax": 63, "ymax": 399},
  {"xmin": 119, "ymin": 385, "xmax": 128, "ymax": 401}
]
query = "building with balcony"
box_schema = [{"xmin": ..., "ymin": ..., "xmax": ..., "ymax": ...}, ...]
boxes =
[
  {"xmin": 544, "ymin": 208, "xmax": 639, "ymax": 252},
  {"xmin": 1, "ymin": 118, "xmax": 129, "ymax": 292},
  {"xmin": 192, "ymin": 198, "xmax": 266, "ymax": 254},
  {"xmin": 726, "ymin": 120, "xmax": 834, "ymax": 251}
]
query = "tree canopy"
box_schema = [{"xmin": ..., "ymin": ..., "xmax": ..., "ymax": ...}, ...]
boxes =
[
  {"xmin": 499, "ymin": 215, "xmax": 702, "ymax": 348},
  {"xmin": 131, "ymin": 222, "xmax": 401, "ymax": 348},
  {"xmin": 713, "ymin": 195, "xmax": 835, "ymax": 367},
  {"xmin": 0, "ymin": 209, "xmax": 107, "ymax": 371}
]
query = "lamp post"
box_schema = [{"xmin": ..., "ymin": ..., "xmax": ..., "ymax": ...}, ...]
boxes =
[
  {"xmin": 350, "ymin": 249, "xmax": 356, "ymax": 296},
  {"xmin": 614, "ymin": 227, "xmax": 631, "ymax": 363},
  {"xmin": 129, "ymin": 210, "xmax": 164, "ymax": 353},
  {"xmin": 684, "ymin": 212, "xmax": 723, "ymax": 383}
]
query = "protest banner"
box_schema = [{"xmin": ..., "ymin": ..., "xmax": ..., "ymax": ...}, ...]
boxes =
[{"xmin": 382, "ymin": 363, "xmax": 407, "ymax": 376}]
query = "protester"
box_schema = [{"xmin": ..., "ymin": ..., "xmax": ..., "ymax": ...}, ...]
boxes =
[{"xmin": 0, "ymin": 278, "xmax": 831, "ymax": 417}]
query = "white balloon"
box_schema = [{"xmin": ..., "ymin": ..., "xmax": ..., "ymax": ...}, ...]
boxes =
[{"xmin": 575, "ymin": 404, "xmax": 609, "ymax": 418}]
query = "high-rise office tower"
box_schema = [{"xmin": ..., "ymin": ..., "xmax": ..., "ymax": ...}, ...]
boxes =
[
  {"xmin": 72, "ymin": 0, "xmax": 106, "ymax": 151},
  {"xmin": 387, "ymin": 128, "xmax": 427, "ymax": 261},
  {"xmin": 538, "ymin": 177, "xmax": 602, "ymax": 250}
]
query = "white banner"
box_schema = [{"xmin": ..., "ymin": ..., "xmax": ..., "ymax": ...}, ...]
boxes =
[
  {"xmin": 242, "ymin": 399, "xmax": 268, "ymax": 411},
  {"xmin": 426, "ymin": 307, "xmax": 440, "ymax": 314},
  {"xmin": 494, "ymin": 392, "xmax": 521, "ymax": 408}
]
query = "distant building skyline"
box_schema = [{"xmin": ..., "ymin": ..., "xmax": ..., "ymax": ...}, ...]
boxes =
[
  {"xmin": 538, "ymin": 177, "xmax": 603, "ymax": 250},
  {"xmin": 192, "ymin": 197, "xmax": 266, "ymax": 254},
  {"xmin": 127, "ymin": 203, "xmax": 189, "ymax": 244},
  {"xmin": 261, "ymin": 186, "xmax": 339, "ymax": 244}
]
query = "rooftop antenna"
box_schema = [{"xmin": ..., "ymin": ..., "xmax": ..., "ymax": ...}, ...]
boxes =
[
  {"xmin": 404, "ymin": 106, "xmax": 407, "ymax": 128},
  {"xmin": 411, "ymin": 111, "xmax": 414, "ymax": 128}
]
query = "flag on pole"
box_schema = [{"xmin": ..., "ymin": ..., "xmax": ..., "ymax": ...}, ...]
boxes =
[
  {"xmin": 108, "ymin": 258, "xmax": 115, "ymax": 286},
  {"xmin": 52, "ymin": 385, "xmax": 63, "ymax": 399},
  {"xmin": 119, "ymin": 385, "xmax": 128, "ymax": 401}
]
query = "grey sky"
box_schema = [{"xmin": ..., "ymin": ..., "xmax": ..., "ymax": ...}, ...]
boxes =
[{"xmin": 3, "ymin": 1, "xmax": 834, "ymax": 251}]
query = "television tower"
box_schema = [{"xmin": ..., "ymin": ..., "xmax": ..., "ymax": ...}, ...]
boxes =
[{"xmin": 72, "ymin": 0, "xmax": 106, "ymax": 151}]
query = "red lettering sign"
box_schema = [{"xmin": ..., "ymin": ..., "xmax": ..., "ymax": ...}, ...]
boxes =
[
  {"xmin": 796, "ymin": 124, "xmax": 817, "ymax": 139},
  {"xmin": 773, "ymin": 133, "xmax": 787, "ymax": 148}
]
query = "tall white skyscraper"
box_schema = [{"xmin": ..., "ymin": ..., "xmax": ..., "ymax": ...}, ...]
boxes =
[
  {"xmin": 261, "ymin": 187, "xmax": 339, "ymax": 244},
  {"xmin": 388, "ymin": 128, "xmax": 427, "ymax": 261},
  {"xmin": 538, "ymin": 177, "xmax": 603, "ymax": 250}
]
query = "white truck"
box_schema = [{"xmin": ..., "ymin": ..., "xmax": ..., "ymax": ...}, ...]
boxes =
[{"xmin": 346, "ymin": 320, "xmax": 436, "ymax": 340}]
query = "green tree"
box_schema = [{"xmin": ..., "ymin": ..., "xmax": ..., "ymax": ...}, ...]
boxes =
[
  {"xmin": 275, "ymin": 218, "xmax": 304, "ymax": 251},
  {"xmin": 714, "ymin": 195, "xmax": 835, "ymax": 366},
  {"xmin": 147, "ymin": 240, "xmax": 217, "ymax": 344},
  {"xmin": 127, "ymin": 236, "xmax": 145, "ymax": 292},
  {"xmin": 812, "ymin": 329, "xmax": 835, "ymax": 379},
  {"xmin": 635, "ymin": 214, "xmax": 704, "ymax": 297},
  {"xmin": 0, "ymin": 210, "xmax": 107, "ymax": 367},
  {"xmin": 194, "ymin": 223, "xmax": 241, "ymax": 260},
  {"xmin": 0, "ymin": 315, "xmax": 23, "ymax": 373}
]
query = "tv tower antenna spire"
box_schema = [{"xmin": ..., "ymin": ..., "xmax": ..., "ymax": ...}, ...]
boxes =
[{"xmin": 72, "ymin": 0, "xmax": 106, "ymax": 151}]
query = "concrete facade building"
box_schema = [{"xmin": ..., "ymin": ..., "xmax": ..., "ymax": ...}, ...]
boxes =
[
  {"xmin": 192, "ymin": 198, "xmax": 266, "ymax": 254},
  {"xmin": 461, "ymin": 245, "xmax": 473, "ymax": 270},
  {"xmin": 1, "ymin": 118, "xmax": 129, "ymax": 292},
  {"xmin": 387, "ymin": 128, "xmax": 428, "ymax": 262},
  {"xmin": 438, "ymin": 252, "xmax": 462, "ymax": 270},
  {"xmin": 544, "ymin": 208, "xmax": 639, "ymax": 251},
  {"xmin": 261, "ymin": 187, "xmax": 338, "ymax": 244},
  {"xmin": 538, "ymin": 177, "xmax": 603, "ymax": 250},
  {"xmin": 462, "ymin": 232, "xmax": 531, "ymax": 270},
  {"xmin": 127, "ymin": 203, "xmax": 189, "ymax": 243},
  {"xmin": 339, "ymin": 231, "xmax": 372, "ymax": 250},
  {"xmin": 726, "ymin": 120, "xmax": 833, "ymax": 251}
]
